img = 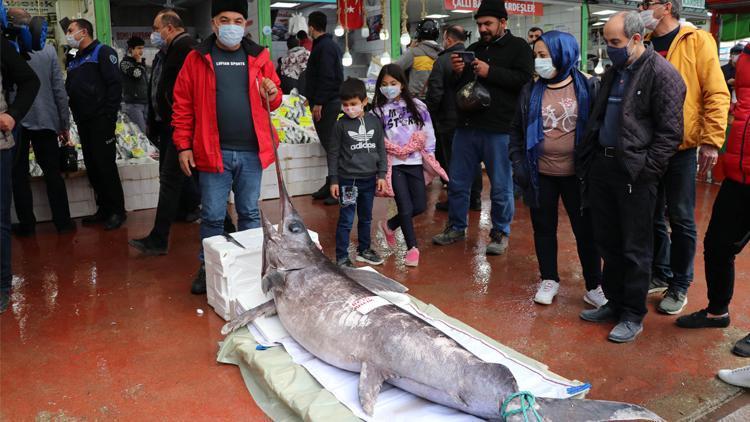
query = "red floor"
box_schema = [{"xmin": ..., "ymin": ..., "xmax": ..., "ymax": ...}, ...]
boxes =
[{"xmin": 2, "ymin": 180, "xmax": 749, "ymax": 420}]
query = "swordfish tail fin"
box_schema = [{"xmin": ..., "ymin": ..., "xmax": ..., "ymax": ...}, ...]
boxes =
[{"xmin": 501, "ymin": 395, "xmax": 664, "ymax": 422}]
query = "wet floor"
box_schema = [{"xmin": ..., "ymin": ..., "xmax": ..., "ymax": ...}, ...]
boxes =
[{"xmin": 1, "ymin": 179, "xmax": 748, "ymax": 420}]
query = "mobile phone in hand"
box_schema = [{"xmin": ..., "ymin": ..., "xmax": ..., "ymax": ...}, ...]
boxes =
[{"xmin": 457, "ymin": 51, "xmax": 475, "ymax": 64}]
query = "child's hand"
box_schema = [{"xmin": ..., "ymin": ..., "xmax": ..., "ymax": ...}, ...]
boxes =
[
  {"xmin": 330, "ymin": 184, "xmax": 340, "ymax": 199},
  {"xmin": 376, "ymin": 179, "xmax": 386, "ymax": 193}
]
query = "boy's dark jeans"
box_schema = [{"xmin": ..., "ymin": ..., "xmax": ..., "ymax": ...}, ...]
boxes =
[{"xmin": 335, "ymin": 176, "xmax": 376, "ymax": 261}]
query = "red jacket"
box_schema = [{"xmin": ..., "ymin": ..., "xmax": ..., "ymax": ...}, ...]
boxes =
[
  {"xmin": 172, "ymin": 36, "xmax": 282, "ymax": 172},
  {"xmin": 724, "ymin": 45, "xmax": 750, "ymax": 185}
]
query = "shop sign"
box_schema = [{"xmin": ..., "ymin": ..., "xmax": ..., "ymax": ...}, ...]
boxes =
[
  {"xmin": 443, "ymin": 0, "xmax": 544, "ymax": 16},
  {"xmin": 682, "ymin": 0, "xmax": 705, "ymax": 9}
]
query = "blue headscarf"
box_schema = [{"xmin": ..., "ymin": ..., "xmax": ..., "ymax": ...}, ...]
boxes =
[{"xmin": 525, "ymin": 31, "xmax": 591, "ymax": 196}]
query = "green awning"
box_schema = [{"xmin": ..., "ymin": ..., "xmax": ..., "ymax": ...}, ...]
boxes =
[{"xmin": 721, "ymin": 13, "xmax": 750, "ymax": 41}]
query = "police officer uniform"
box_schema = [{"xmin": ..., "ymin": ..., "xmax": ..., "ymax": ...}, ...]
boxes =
[{"xmin": 66, "ymin": 40, "xmax": 125, "ymax": 226}]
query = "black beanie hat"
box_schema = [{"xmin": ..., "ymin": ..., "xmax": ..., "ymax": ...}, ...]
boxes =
[
  {"xmin": 212, "ymin": 0, "xmax": 248, "ymax": 19},
  {"xmin": 474, "ymin": 0, "xmax": 508, "ymax": 21}
]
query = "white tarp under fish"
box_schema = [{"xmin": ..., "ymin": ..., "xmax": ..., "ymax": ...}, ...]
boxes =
[{"xmin": 218, "ymin": 265, "xmax": 590, "ymax": 421}]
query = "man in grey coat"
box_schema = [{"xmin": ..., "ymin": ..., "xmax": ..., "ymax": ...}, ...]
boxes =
[{"xmin": 9, "ymin": 8, "xmax": 75, "ymax": 236}]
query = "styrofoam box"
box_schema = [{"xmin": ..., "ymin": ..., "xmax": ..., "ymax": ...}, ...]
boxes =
[
  {"xmin": 203, "ymin": 227, "xmax": 320, "ymax": 321},
  {"xmin": 11, "ymin": 158, "xmax": 159, "ymax": 223},
  {"xmin": 260, "ymin": 143, "xmax": 327, "ymax": 200}
]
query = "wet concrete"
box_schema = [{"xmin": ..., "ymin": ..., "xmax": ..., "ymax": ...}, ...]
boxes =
[{"xmin": 1, "ymin": 179, "xmax": 748, "ymax": 420}]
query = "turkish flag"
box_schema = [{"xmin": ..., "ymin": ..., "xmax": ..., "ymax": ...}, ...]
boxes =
[{"xmin": 338, "ymin": 0, "xmax": 364, "ymax": 30}]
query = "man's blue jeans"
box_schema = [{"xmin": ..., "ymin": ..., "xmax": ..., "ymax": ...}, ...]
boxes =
[
  {"xmin": 199, "ymin": 150, "xmax": 263, "ymax": 261},
  {"xmin": 335, "ymin": 176, "xmax": 376, "ymax": 261},
  {"xmin": 1, "ymin": 147, "xmax": 12, "ymax": 296},
  {"xmin": 653, "ymin": 148, "xmax": 698, "ymax": 292},
  {"xmin": 448, "ymin": 128, "xmax": 514, "ymax": 235}
]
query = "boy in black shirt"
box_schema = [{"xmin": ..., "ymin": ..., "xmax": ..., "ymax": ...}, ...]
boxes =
[{"xmin": 327, "ymin": 78, "xmax": 387, "ymax": 267}]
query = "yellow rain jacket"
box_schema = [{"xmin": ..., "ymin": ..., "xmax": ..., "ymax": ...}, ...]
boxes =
[{"xmin": 648, "ymin": 25, "xmax": 730, "ymax": 150}]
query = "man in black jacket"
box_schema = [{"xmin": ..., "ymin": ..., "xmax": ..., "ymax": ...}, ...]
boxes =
[
  {"xmin": 1, "ymin": 37, "xmax": 41, "ymax": 312},
  {"xmin": 432, "ymin": 0, "xmax": 533, "ymax": 256},
  {"xmin": 578, "ymin": 11, "xmax": 685, "ymax": 343},
  {"xmin": 65, "ymin": 18, "xmax": 125, "ymax": 230},
  {"xmin": 129, "ymin": 10, "xmax": 199, "ymax": 255},
  {"xmin": 306, "ymin": 11, "xmax": 343, "ymax": 206},
  {"xmin": 426, "ymin": 25, "xmax": 482, "ymax": 213},
  {"xmin": 120, "ymin": 36, "xmax": 148, "ymax": 133}
]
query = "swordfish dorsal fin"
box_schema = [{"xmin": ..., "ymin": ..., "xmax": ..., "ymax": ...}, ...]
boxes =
[
  {"xmin": 359, "ymin": 362, "xmax": 397, "ymax": 416},
  {"xmin": 340, "ymin": 267, "xmax": 409, "ymax": 294}
]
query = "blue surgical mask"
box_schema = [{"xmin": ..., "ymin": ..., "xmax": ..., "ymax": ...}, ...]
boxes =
[
  {"xmin": 607, "ymin": 38, "xmax": 633, "ymax": 69},
  {"xmin": 534, "ymin": 58, "xmax": 557, "ymax": 80},
  {"xmin": 150, "ymin": 31, "xmax": 165, "ymax": 48},
  {"xmin": 379, "ymin": 84, "xmax": 401, "ymax": 101},
  {"xmin": 218, "ymin": 24, "xmax": 245, "ymax": 48}
]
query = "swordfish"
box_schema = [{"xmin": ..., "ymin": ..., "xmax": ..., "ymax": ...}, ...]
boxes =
[{"xmin": 222, "ymin": 136, "xmax": 662, "ymax": 421}]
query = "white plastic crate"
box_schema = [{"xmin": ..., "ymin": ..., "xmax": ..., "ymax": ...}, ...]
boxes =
[
  {"xmin": 203, "ymin": 227, "xmax": 320, "ymax": 321},
  {"xmin": 11, "ymin": 158, "xmax": 159, "ymax": 223},
  {"xmin": 260, "ymin": 143, "xmax": 327, "ymax": 200}
]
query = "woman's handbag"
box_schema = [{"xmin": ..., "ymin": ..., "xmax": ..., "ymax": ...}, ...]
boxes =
[{"xmin": 456, "ymin": 75, "xmax": 491, "ymax": 112}]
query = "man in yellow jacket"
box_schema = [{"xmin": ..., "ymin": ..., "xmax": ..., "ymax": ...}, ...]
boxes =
[{"xmin": 640, "ymin": 0, "xmax": 730, "ymax": 315}]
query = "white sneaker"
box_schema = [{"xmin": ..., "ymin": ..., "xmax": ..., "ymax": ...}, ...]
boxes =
[
  {"xmin": 533, "ymin": 280, "xmax": 559, "ymax": 305},
  {"xmin": 718, "ymin": 365, "xmax": 750, "ymax": 388},
  {"xmin": 584, "ymin": 286, "xmax": 608, "ymax": 308}
]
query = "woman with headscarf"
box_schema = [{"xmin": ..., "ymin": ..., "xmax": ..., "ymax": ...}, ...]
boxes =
[{"xmin": 509, "ymin": 30, "xmax": 603, "ymax": 308}]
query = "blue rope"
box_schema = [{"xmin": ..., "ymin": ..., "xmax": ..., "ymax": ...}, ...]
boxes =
[{"xmin": 500, "ymin": 391, "xmax": 542, "ymax": 422}]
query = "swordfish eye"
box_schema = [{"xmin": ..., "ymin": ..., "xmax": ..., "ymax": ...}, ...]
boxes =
[{"xmin": 287, "ymin": 221, "xmax": 304, "ymax": 234}]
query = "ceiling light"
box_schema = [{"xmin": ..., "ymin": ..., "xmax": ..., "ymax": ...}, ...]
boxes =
[
  {"xmin": 319, "ymin": 4, "xmax": 337, "ymax": 9},
  {"xmin": 342, "ymin": 51, "xmax": 353, "ymax": 67},
  {"xmin": 381, "ymin": 51, "xmax": 391, "ymax": 65},
  {"xmin": 270, "ymin": 2, "xmax": 300, "ymax": 8},
  {"xmin": 451, "ymin": 10, "xmax": 474, "ymax": 14},
  {"xmin": 592, "ymin": 10, "xmax": 617, "ymax": 15},
  {"xmin": 592, "ymin": 22, "xmax": 605, "ymax": 26},
  {"xmin": 361, "ymin": 27, "xmax": 370, "ymax": 38},
  {"xmin": 334, "ymin": 24, "xmax": 345, "ymax": 37},
  {"xmin": 425, "ymin": 14, "xmax": 449, "ymax": 19},
  {"xmin": 400, "ymin": 32, "xmax": 411, "ymax": 46}
]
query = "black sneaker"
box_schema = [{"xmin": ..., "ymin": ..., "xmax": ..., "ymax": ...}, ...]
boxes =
[
  {"xmin": 191, "ymin": 264, "xmax": 207, "ymax": 295},
  {"xmin": 435, "ymin": 201, "xmax": 449, "ymax": 212},
  {"xmin": 608, "ymin": 320, "xmax": 643, "ymax": 343},
  {"xmin": 311, "ymin": 184, "xmax": 329, "ymax": 200},
  {"xmin": 323, "ymin": 196, "xmax": 338, "ymax": 206},
  {"xmin": 104, "ymin": 213, "xmax": 127, "ymax": 231},
  {"xmin": 337, "ymin": 257, "xmax": 355, "ymax": 268},
  {"xmin": 676, "ymin": 309, "xmax": 730, "ymax": 329},
  {"xmin": 129, "ymin": 236, "xmax": 168, "ymax": 256},
  {"xmin": 82, "ymin": 210, "xmax": 107, "ymax": 225},
  {"xmin": 580, "ymin": 303, "xmax": 619, "ymax": 323},
  {"xmin": 486, "ymin": 230, "xmax": 509, "ymax": 256},
  {"xmin": 732, "ymin": 334, "xmax": 750, "ymax": 357},
  {"xmin": 432, "ymin": 226, "xmax": 466, "ymax": 246},
  {"xmin": 11, "ymin": 223, "xmax": 35, "ymax": 237},
  {"xmin": 356, "ymin": 249, "xmax": 384, "ymax": 265}
]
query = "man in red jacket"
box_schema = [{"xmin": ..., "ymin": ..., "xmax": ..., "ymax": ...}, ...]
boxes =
[
  {"xmin": 172, "ymin": 0, "xmax": 282, "ymax": 294},
  {"xmin": 676, "ymin": 44, "xmax": 750, "ymax": 358}
]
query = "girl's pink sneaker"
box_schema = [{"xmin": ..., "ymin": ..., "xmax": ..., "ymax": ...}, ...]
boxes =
[
  {"xmin": 379, "ymin": 220, "xmax": 397, "ymax": 248},
  {"xmin": 405, "ymin": 247, "xmax": 420, "ymax": 267}
]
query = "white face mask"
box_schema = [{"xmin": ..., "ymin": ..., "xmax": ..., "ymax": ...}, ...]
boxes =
[
  {"xmin": 639, "ymin": 9, "xmax": 663, "ymax": 31},
  {"xmin": 535, "ymin": 58, "xmax": 557, "ymax": 80},
  {"xmin": 343, "ymin": 104, "xmax": 363, "ymax": 118},
  {"xmin": 66, "ymin": 29, "xmax": 83, "ymax": 49},
  {"xmin": 380, "ymin": 84, "xmax": 401, "ymax": 101}
]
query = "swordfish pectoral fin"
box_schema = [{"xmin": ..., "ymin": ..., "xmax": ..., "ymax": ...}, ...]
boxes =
[
  {"xmin": 220, "ymin": 300, "xmax": 277, "ymax": 336},
  {"xmin": 358, "ymin": 362, "xmax": 397, "ymax": 416},
  {"xmin": 340, "ymin": 267, "xmax": 409, "ymax": 294},
  {"xmin": 261, "ymin": 270, "xmax": 286, "ymax": 295}
]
